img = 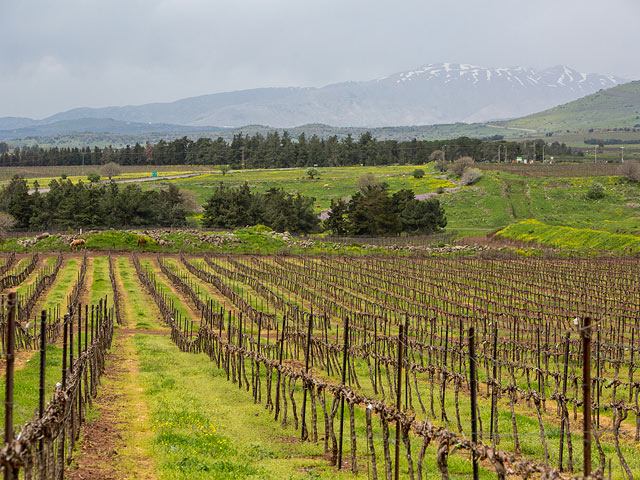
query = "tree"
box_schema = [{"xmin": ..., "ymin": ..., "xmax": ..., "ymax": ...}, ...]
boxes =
[
  {"xmin": 451, "ymin": 156, "xmax": 474, "ymax": 176},
  {"xmin": 0, "ymin": 176, "xmax": 32, "ymax": 228},
  {"xmin": 220, "ymin": 164, "xmax": 230, "ymax": 176},
  {"xmin": 0, "ymin": 142, "xmax": 9, "ymax": 154},
  {"xmin": 87, "ymin": 173, "xmax": 101, "ymax": 183},
  {"xmin": 348, "ymin": 185, "xmax": 397, "ymax": 235},
  {"xmin": 100, "ymin": 162, "xmax": 121, "ymax": 180},
  {"xmin": 619, "ymin": 161, "xmax": 640, "ymax": 182},
  {"xmin": 412, "ymin": 168, "xmax": 425, "ymax": 179},
  {"xmin": 325, "ymin": 199, "xmax": 349, "ymax": 235},
  {"xmin": 306, "ymin": 167, "xmax": 319, "ymax": 179},
  {"xmin": 429, "ymin": 150, "xmax": 444, "ymax": 162},
  {"xmin": 399, "ymin": 198, "xmax": 447, "ymax": 234}
]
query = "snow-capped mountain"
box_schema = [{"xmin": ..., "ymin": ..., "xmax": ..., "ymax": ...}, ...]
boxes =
[{"xmin": 1, "ymin": 63, "xmax": 625, "ymax": 130}]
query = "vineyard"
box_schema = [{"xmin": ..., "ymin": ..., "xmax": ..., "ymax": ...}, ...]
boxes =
[{"xmin": 0, "ymin": 251, "xmax": 638, "ymax": 479}]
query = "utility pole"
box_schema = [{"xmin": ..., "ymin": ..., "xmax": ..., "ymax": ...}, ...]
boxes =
[
  {"xmin": 621, "ymin": 146, "xmax": 625, "ymax": 163},
  {"xmin": 442, "ymin": 145, "xmax": 447, "ymax": 163},
  {"xmin": 241, "ymin": 147, "xmax": 245, "ymax": 170},
  {"xmin": 497, "ymin": 144, "xmax": 501, "ymax": 162},
  {"xmin": 542, "ymin": 144, "xmax": 545, "ymax": 163}
]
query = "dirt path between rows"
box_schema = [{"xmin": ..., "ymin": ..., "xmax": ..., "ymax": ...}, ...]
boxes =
[{"xmin": 66, "ymin": 258, "xmax": 162, "ymax": 479}]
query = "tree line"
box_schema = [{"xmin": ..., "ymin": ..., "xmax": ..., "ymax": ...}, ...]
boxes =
[
  {"xmin": 0, "ymin": 133, "xmax": 580, "ymax": 168},
  {"xmin": 0, "ymin": 173, "xmax": 447, "ymax": 235},
  {"xmin": 0, "ymin": 176, "xmax": 189, "ymax": 230},
  {"xmin": 202, "ymin": 177, "xmax": 447, "ymax": 236}
]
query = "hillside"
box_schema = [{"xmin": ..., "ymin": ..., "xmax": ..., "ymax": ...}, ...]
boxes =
[{"xmin": 503, "ymin": 80, "xmax": 640, "ymax": 132}]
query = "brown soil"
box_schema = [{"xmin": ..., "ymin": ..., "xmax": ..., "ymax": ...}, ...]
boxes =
[{"xmin": 66, "ymin": 333, "xmax": 127, "ymax": 480}]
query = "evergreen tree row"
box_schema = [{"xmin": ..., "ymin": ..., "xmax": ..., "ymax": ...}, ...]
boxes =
[
  {"xmin": 202, "ymin": 184, "xmax": 319, "ymax": 233},
  {"xmin": 0, "ymin": 134, "xmax": 579, "ymax": 168},
  {"xmin": 0, "ymin": 177, "xmax": 188, "ymax": 230}
]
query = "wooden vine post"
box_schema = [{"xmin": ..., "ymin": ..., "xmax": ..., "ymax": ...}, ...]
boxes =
[
  {"xmin": 4, "ymin": 292, "xmax": 16, "ymax": 480},
  {"xmin": 337, "ymin": 315, "xmax": 350, "ymax": 470},
  {"xmin": 558, "ymin": 332, "xmax": 570, "ymax": 472},
  {"xmin": 301, "ymin": 312, "xmax": 313, "ymax": 441},
  {"xmin": 394, "ymin": 323, "xmax": 404, "ymax": 480},
  {"xmin": 582, "ymin": 317, "xmax": 592, "ymax": 476},
  {"xmin": 38, "ymin": 310, "xmax": 47, "ymax": 456},
  {"xmin": 274, "ymin": 315, "xmax": 286, "ymax": 421},
  {"xmin": 468, "ymin": 326, "xmax": 479, "ymax": 480}
]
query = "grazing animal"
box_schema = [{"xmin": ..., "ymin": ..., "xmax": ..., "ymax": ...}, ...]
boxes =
[
  {"xmin": 70, "ymin": 239, "xmax": 85, "ymax": 249},
  {"xmin": 137, "ymin": 237, "xmax": 147, "ymax": 247}
]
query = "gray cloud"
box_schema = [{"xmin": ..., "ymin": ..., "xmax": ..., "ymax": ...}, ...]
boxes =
[{"xmin": 1, "ymin": 0, "xmax": 638, "ymax": 118}]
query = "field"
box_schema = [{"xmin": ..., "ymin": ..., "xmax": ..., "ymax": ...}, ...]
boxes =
[
  {"xmin": 0, "ymin": 250, "xmax": 638, "ymax": 479},
  {"xmin": 2, "ymin": 162, "xmax": 640, "ymax": 252},
  {"xmin": 154, "ymin": 163, "xmax": 640, "ymax": 240}
]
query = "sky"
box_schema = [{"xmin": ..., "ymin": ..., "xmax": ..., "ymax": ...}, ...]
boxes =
[{"xmin": 1, "ymin": 0, "xmax": 639, "ymax": 119}]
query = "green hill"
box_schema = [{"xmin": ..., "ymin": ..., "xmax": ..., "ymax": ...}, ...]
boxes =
[{"xmin": 503, "ymin": 80, "xmax": 640, "ymax": 132}]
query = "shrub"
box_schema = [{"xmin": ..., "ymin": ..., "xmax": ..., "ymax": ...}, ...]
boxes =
[
  {"xmin": 586, "ymin": 182, "xmax": 605, "ymax": 200},
  {"xmin": 619, "ymin": 161, "xmax": 640, "ymax": 182},
  {"xmin": 460, "ymin": 168, "xmax": 483, "ymax": 185},
  {"xmin": 412, "ymin": 168, "xmax": 425, "ymax": 179},
  {"xmin": 0, "ymin": 211, "xmax": 16, "ymax": 238},
  {"xmin": 356, "ymin": 173, "xmax": 382, "ymax": 192},
  {"xmin": 87, "ymin": 173, "xmax": 101, "ymax": 183},
  {"xmin": 60, "ymin": 173, "xmax": 68, "ymax": 179},
  {"xmin": 451, "ymin": 156, "xmax": 474, "ymax": 176}
]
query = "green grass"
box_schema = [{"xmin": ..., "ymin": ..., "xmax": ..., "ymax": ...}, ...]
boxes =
[
  {"xmin": 132, "ymin": 332, "xmax": 498, "ymax": 480},
  {"xmin": 116, "ymin": 257, "xmax": 166, "ymax": 331},
  {"xmin": 496, "ymin": 219, "xmax": 640, "ymax": 252},
  {"xmin": 0, "ymin": 345, "xmax": 63, "ymax": 427},
  {"xmin": 157, "ymin": 163, "xmax": 456, "ymax": 209},
  {"xmin": 88, "ymin": 256, "xmax": 113, "ymax": 306},
  {"xmin": 39, "ymin": 258, "xmax": 80, "ymax": 313}
]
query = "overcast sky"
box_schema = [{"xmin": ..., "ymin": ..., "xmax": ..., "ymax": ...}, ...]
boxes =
[{"xmin": 2, "ymin": 0, "xmax": 639, "ymax": 119}]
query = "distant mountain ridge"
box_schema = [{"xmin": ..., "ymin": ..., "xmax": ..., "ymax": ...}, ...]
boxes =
[
  {"xmin": 0, "ymin": 63, "xmax": 624, "ymax": 135},
  {"xmin": 0, "ymin": 118, "xmax": 222, "ymax": 142}
]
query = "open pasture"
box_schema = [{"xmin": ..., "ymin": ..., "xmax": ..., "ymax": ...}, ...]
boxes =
[{"xmin": 0, "ymin": 250, "xmax": 638, "ymax": 479}]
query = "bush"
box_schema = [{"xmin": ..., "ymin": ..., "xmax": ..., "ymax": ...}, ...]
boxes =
[
  {"xmin": 619, "ymin": 161, "xmax": 640, "ymax": 182},
  {"xmin": 586, "ymin": 182, "xmax": 605, "ymax": 200},
  {"xmin": 60, "ymin": 173, "xmax": 68, "ymax": 179},
  {"xmin": 412, "ymin": 168, "xmax": 425, "ymax": 179},
  {"xmin": 356, "ymin": 173, "xmax": 382, "ymax": 192},
  {"xmin": 87, "ymin": 173, "xmax": 101, "ymax": 183},
  {"xmin": 460, "ymin": 168, "xmax": 483, "ymax": 185},
  {"xmin": 451, "ymin": 156, "xmax": 474, "ymax": 176},
  {"xmin": 0, "ymin": 211, "xmax": 16, "ymax": 238}
]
